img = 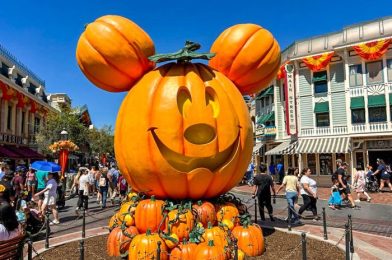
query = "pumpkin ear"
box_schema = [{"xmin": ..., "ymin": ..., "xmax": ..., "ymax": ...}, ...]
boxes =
[
  {"xmin": 76, "ymin": 15, "xmax": 155, "ymax": 92},
  {"xmin": 209, "ymin": 24, "xmax": 281, "ymax": 95}
]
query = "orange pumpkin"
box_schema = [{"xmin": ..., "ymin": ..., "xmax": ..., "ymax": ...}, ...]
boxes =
[
  {"xmin": 193, "ymin": 240, "xmax": 225, "ymax": 260},
  {"xmin": 166, "ymin": 209, "xmax": 194, "ymax": 241},
  {"xmin": 170, "ymin": 240, "xmax": 197, "ymax": 260},
  {"xmin": 201, "ymin": 222, "xmax": 228, "ymax": 248},
  {"xmin": 118, "ymin": 201, "xmax": 135, "ymax": 221},
  {"xmin": 232, "ymin": 224, "xmax": 264, "ymax": 256},
  {"xmin": 193, "ymin": 201, "xmax": 216, "ymax": 228},
  {"xmin": 135, "ymin": 196, "xmax": 165, "ymax": 233},
  {"xmin": 76, "ymin": 15, "xmax": 155, "ymax": 92},
  {"xmin": 209, "ymin": 24, "xmax": 281, "ymax": 94},
  {"xmin": 107, "ymin": 226, "xmax": 138, "ymax": 256},
  {"xmin": 115, "ymin": 62, "xmax": 253, "ymax": 200},
  {"xmin": 123, "ymin": 214, "xmax": 135, "ymax": 227},
  {"xmin": 129, "ymin": 229, "xmax": 168, "ymax": 260},
  {"xmin": 216, "ymin": 202, "xmax": 239, "ymax": 224}
]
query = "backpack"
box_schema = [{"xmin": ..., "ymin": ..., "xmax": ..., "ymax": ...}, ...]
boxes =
[{"xmin": 99, "ymin": 176, "xmax": 107, "ymax": 187}]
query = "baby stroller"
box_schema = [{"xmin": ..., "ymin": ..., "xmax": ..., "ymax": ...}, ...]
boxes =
[{"xmin": 365, "ymin": 175, "xmax": 379, "ymax": 192}]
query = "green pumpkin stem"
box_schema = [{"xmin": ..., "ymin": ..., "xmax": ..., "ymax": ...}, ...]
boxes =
[
  {"xmin": 146, "ymin": 228, "xmax": 151, "ymax": 235},
  {"xmin": 207, "ymin": 222, "xmax": 212, "ymax": 229},
  {"xmin": 197, "ymin": 200, "xmax": 202, "ymax": 206},
  {"xmin": 149, "ymin": 41, "xmax": 215, "ymax": 63},
  {"xmin": 208, "ymin": 240, "xmax": 214, "ymax": 247},
  {"xmin": 150, "ymin": 195, "xmax": 155, "ymax": 202}
]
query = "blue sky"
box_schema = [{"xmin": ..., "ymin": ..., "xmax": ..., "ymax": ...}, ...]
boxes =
[{"xmin": 0, "ymin": 0, "xmax": 391, "ymax": 127}]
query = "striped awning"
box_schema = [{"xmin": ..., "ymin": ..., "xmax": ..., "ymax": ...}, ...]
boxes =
[
  {"xmin": 265, "ymin": 141, "xmax": 298, "ymax": 155},
  {"xmin": 297, "ymin": 137, "xmax": 351, "ymax": 154},
  {"xmin": 253, "ymin": 143, "xmax": 263, "ymax": 154}
]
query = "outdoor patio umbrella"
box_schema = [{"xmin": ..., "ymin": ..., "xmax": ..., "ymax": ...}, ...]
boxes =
[{"xmin": 31, "ymin": 161, "xmax": 61, "ymax": 172}]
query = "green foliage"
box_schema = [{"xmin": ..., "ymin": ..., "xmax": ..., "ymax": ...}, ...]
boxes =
[
  {"xmin": 87, "ymin": 124, "xmax": 114, "ymax": 156},
  {"xmin": 36, "ymin": 105, "xmax": 89, "ymax": 155}
]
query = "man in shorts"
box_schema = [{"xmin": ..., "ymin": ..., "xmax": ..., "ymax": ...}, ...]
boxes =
[
  {"xmin": 337, "ymin": 162, "xmax": 356, "ymax": 208},
  {"xmin": 35, "ymin": 170, "xmax": 48, "ymax": 210},
  {"xmin": 34, "ymin": 172, "xmax": 60, "ymax": 224}
]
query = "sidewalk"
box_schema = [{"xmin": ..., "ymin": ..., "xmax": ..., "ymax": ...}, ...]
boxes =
[{"xmin": 233, "ymin": 184, "xmax": 392, "ymax": 205}]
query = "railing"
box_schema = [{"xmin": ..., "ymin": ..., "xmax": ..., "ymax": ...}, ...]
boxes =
[
  {"xmin": 351, "ymin": 123, "xmax": 366, "ymax": 133},
  {"xmin": 349, "ymin": 86, "xmax": 364, "ymax": 97},
  {"xmin": 300, "ymin": 126, "xmax": 348, "ymax": 137},
  {"xmin": 0, "ymin": 43, "xmax": 45, "ymax": 86},
  {"xmin": 350, "ymin": 82, "xmax": 392, "ymax": 97},
  {"xmin": 369, "ymin": 122, "xmax": 389, "ymax": 132}
]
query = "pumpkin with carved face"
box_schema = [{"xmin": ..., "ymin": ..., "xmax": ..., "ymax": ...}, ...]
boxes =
[{"xmin": 115, "ymin": 62, "xmax": 253, "ymax": 199}]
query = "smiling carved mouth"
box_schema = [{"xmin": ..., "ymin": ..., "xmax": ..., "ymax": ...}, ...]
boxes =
[{"xmin": 149, "ymin": 127, "xmax": 240, "ymax": 172}]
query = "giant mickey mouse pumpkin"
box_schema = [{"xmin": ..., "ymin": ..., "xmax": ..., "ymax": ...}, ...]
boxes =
[{"xmin": 76, "ymin": 15, "xmax": 280, "ymax": 259}]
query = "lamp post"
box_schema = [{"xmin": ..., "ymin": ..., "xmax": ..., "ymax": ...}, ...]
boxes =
[{"xmin": 60, "ymin": 128, "xmax": 68, "ymax": 141}]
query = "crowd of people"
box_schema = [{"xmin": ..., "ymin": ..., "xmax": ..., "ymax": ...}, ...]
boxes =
[
  {"xmin": 250, "ymin": 158, "xmax": 391, "ymax": 226},
  {"xmin": 0, "ymin": 161, "xmax": 128, "ymax": 241}
]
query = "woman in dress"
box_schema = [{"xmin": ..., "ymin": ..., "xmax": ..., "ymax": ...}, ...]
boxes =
[
  {"xmin": 298, "ymin": 168, "xmax": 319, "ymax": 221},
  {"xmin": 354, "ymin": 166, "xmax": 371, "ymax": 202}
]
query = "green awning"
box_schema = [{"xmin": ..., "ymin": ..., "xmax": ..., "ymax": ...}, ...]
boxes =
[
  {"xmin": 256, "ymin": 87, "xmax": 274, "ymax": 100},
  {"xmin": 314, "ymin": 102, "xmax": 329, "ymax": 113},
  {"xmin": 390, "ymin": 93, "xmax": 392, "ymax": 105},
  {"xmin": 350, "ymin": 97, "xmax": 365, "ymax": 109},
  {"xmin": 312, "ymin": 72, "xmax": 327, "ymax": 83},
  {"xmin": 257, "ymin": 112, "xmax": 275, "ymax": 124},
  {"xmin": 368, "ymin": 95, "xmax": 386, "ymax": 108}
]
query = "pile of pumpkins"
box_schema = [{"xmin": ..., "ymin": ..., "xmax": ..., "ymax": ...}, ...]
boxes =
[{"xmin": 107, "ymin": 192, "xmax": 264, "ymax": 259}]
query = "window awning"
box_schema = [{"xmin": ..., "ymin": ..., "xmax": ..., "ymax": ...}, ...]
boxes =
[
  {"xmin": 350, "ymin": 96, "xmax": 365, "ymax": 109},
  {"xmin": 314, "ymin": 102, "xmax": 329, "ymax": 113},
  {"xmin": 253, "ymin": 143, "xmax": 263, "ymax": 154},
  {"xmin": 368, "ymin": 94, "xmax": 386, "ymax": 108},
  {"xmin": 4, "ymin": 145, "xmax": 44, "ymax": 159},
  {"xmin": 265, "ymin": 141, "xmax": 298, "ymax": 155},
  {"xmin": 0, "ymin": 146, "xmax": 22, "ymax": 158},
  {"xmin": 296, "ymin": 137, "xmax": 351, "ymax": 154},
  {"xmin": 257, "ymin": 112, "xmax": 275, "ymax": 125},
  {"xmin": 312, "ymin": 73, "xmax": 327, "ymax": 83},
  {"xmin": 256, "ymin": 87, "xmax": 274, "ymax": 100},
  {"xmin": 389, "ymin": 93, "xmax": 392, "ymax": 105}
]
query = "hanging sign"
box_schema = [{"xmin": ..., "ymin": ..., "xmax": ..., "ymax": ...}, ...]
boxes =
[{"xmin": 284, "ymin": 64, "xmax": 297, "ymax": 135}]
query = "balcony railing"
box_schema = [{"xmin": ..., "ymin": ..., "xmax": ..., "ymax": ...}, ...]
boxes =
[
  {"xmin": 301, "ymin": 126, "xmax": 348, "ymax": 137},
  {"xmin": 350, "ymin": 82, "xmax": 392, "ymax": 97}
]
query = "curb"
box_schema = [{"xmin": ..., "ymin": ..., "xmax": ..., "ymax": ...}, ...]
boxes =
[{"xmin": 260, "ymin": 224, "xmax": 360, "ymax": 260}]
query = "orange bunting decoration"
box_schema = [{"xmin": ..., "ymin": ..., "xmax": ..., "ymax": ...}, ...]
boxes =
[
  {"xmin": 302, "ymin": 52, "xmax": 334, "ymax": 72},
  {"xmin": 277, "ymin": 61, "xmax": 290, "ymax": 80},
  {"xmin": 353, "ymin": 39, "xmax": 391, "ymax": 61}
]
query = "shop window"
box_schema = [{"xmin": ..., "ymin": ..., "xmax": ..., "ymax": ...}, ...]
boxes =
[
  {"xmin": 307, "ymin": 154, "xmax": 317, "ymax": 176},
  {"xmin": 349, "ymin": 64, "xmax": 363, "ymax": 87},
  {"xmin": 319, "ymin": 153, "xmax": 332, "ymax": 175},
  {"xmin": 7, "ymin": 106, "xmax": 12, "ymax": 130},
  {"xmin": 313, "ymin": 71, "xmax": 328, "ymax": 94},
  {"xmin": 316, "ymin": 113, "xmax": 330, "ymax": 127},
  {"xmin": 369, "ymin": 106, "xmax": 386, "ymax": 122},
  {"xmin": 387, "ymin": 59, "xmax": 392, "ymax": 82},
  {"xmin": 34, "ymin": 117, "xmax": 40, "ymax": 134},
  {"xmin": 355, "ymin": 152, "xmax": 364, "ymax": 169},
  {"xmin": 352, "ymin": 109, "xmax": 365, "ymax": 124},
  {"xmin": 366, "ymin": 61, "xmax": 383, "ymax": 84}
]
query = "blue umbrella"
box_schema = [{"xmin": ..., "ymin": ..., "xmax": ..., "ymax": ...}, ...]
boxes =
[{"xmin": 31, "ymin": 161, "xmax": 61, "ymax": 172}]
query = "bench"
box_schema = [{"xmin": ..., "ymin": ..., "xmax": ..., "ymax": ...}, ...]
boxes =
[{"xmin": 0, "ymin": 235, "xmax": 25, "ymax": 260}]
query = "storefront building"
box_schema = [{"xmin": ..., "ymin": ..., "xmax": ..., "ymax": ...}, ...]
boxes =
[
  {"xmin": 256, "ymin": 16, "xmax": 392, "ymax": 186},
  {"xmin": 0, "ymin": 43, "xmax": 57, "ymax": 166}
]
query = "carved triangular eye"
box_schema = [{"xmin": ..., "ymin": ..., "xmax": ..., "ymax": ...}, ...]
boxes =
[
  {"xmin": 177, "ymin": 88, "xmax": 192, "ymax": 117},
  {"xmin": 205, "ymin": 87, "xmax": 219, "ymax": 118}
]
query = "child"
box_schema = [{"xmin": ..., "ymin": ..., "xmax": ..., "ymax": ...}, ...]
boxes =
[
  {"xmin": 354, "ymin": 166, "xmax": 372, "ymax": 202},
  {"xmin": 328, "ymin": 179, "xmax": 342, "ymax": 210},
  {"xmin": 118, "ymin": 174, "xmax": 128, "ymax": 202}
]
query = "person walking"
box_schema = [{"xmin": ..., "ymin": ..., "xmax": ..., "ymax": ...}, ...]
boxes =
[
  {"xmin": 76, "ymin": 169, "xmax": 89, "ymax": 215},
  {"xmin": 298, "ymin": 168, "xmax": 319, "ymax": 221},
  {"xmin": 118, "ymin": 173, "xmax": 128, "ymax": 201},
  {"xmin": 25, "ymin": 168, "xmax": 37, "ymax": 198},
  {"xmin": 373, "ymin": 159, "xmax": 392, "ymax": 191},
  {"xmin": 108, "ymin": 166, "xmax": 119, "ymax": 204},
  {"xmin": 34, "ymin": 172, "xmax": 60, "ymax": 224},
  {"xmin": 245, "ymin": 161, "xmax": 255, "ymax": 186},
  {"xmin": 276, "ymin": 160, "xmax": 284, "ymax": 184},
  {"xmin": 35, "ymin": 170, "xmax": 48, "ymax": 210},
  {"xmin": 276, "ymin": 167, "xmax": 301, "ymax": 225},
  {"xmin": 336, "ymin": 162, "xmax": 356, "ymax": 208},
  {"xmin": 98, "ymin": 168, "xmax": 109, "ymax": 209},
  {"xmin": 354, "ymin": 166, "xmax": 371, "ymax": 202},
  {"xmin": 95, "ymin": 167, "xmax": 102, "ymax": 204},
  {"xmin": 252, "ymin": 164, "xmax": 275, "ymax": 221}
]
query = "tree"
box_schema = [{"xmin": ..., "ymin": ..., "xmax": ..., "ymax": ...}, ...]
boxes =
[
  {"xmin": 36, "ymin": 105, "xmax": 89, "ymax": 155},
  {"xmin": 88, "ymin": 125, "xmax": 114, "ymax": 157}
]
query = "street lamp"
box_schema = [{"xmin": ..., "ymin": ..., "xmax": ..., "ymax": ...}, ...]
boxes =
[{"xmin": 60, "ymin": 129, "xmax": 68, "ymax": 141}]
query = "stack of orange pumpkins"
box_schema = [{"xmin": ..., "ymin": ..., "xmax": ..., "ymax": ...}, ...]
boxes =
[
  {"xmin": 76, "ymin": 14, "xmax": 281, "ymax": 260},
  {"xmin": 107, "ymin": 192, "xmax": 264, "ymax": 259}
]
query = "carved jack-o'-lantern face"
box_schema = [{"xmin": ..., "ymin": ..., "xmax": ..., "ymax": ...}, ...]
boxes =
[{"xmin": 115, "ymin": 62, "xmax": 253, "ymax": 199}]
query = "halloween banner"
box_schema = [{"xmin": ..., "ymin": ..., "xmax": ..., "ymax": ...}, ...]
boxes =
[
  {"xmin": 353, "ymin": 39, "xmax": 391, "ymax": 61},
  {"xmin": 59, "ymin": 149, "xmax": 69, "ymax": 176},
  {"xmin": 302, "ymin": 52, "xmax": 334, "ymax": 72}
]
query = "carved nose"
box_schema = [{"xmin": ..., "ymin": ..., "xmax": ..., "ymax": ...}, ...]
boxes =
[{"xmin": 184, "ymin": 124, "xmax": 216, "ymax": 145}]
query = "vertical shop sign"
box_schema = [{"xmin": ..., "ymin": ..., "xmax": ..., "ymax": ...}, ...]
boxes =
[{"xmin": 284, "ymin": 64, "xmax": 297, "ymax": 135}]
